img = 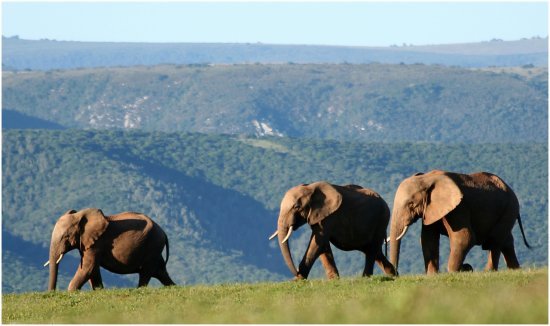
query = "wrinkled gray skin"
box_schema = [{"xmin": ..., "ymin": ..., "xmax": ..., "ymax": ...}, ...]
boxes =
[
  {"xmin": 47, "ymin": 208, "xmax": 175, "ymax": 291},
  {"xmin": 389, "ymin": 170, "xmax": 531, "ymax": 275},
  {"xmin": 271, "ymin": 182, "xmax": 396, "ymax": 280}
]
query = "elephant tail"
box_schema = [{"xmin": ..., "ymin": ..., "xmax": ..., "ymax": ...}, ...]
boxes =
[
  {"xmin": 164, "ymin": 236, "xmax": 170, "ymax": 265},
  {"xmin": 517, "ymin": 215, "xmax": 532, "ymax": 249}
]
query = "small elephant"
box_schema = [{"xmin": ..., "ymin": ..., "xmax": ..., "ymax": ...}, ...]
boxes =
[
  {"xmin": 389, "ymin": 170, "xmax": 531, "ymax": 275},
  {"xmin": 45, "ymin": 208, "xmax": 175, "ymax": 291},
  {"xmin": 269, "ymin": 182, "xmax": 396, "ymax": 280}
]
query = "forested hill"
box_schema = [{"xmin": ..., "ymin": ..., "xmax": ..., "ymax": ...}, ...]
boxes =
[
  {"xmin": 3, "ymin": 36, "xmax": 547, "ymax": 70},
  {"xmin": 3, "ymin": 63, "xmax": 547, "ymax": 143},
  {"xmin": 2, "ymin": 130, "xmax": 548, "ymax": 293}
]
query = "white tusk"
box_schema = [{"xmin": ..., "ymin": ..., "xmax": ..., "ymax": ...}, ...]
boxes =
[
  {"xmin": 395, "ymin": 225, "xmax": 409, "ymax": 241},
  {"xmin": 268, "ymin": 230, "xmax": 278, "ymax": 240},
  {"xmin": 282, "ymin": 226, "xmax": 293, "ymax": 243},
  {"xmin": 44, "ymin": 253, "xmax": 64, "ymax": 267}
]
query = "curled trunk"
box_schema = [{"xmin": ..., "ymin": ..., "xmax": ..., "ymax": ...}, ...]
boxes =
[{"xmin": 277, "ymin": 225, "xmax": 298, "ymax": 277}]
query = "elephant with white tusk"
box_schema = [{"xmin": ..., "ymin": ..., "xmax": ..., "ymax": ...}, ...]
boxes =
[
  {"xmin": 269, "ymin": 182, "xmax": 396, "ymax": 280},
  {"xmin": 46, "ymin": 208, "xmax": 175, "ymax": 291},
  {"xmin": 389, "ymin": 170, "xmax": 532, "ymax": 275}
]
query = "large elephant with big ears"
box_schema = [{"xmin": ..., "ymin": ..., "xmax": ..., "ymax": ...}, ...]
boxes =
[
  {"xmin": 45, "ymin": 208, "xmax": 175, "ymax": 291},
  {"xmin": 269, "ymin": 182, "xmax": 396, "ymax": 279},
  {"xmin": 389, "ymin": 170, "xmax": 531, "ymax": 274}
]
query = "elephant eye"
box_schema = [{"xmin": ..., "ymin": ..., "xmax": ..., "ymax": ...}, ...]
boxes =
[{"xmin": 293, "ymin": 202, "xmax": 301, "ymax": 209}]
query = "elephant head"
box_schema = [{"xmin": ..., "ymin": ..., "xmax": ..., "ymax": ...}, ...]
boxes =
[
  {"xmin": 269, "ymin": 182, "xmax": 342, "ymax": 277},
  {"xmin": 389, "ymin": 172, "xmax": 463, "ymax": 271},
  {"xmin": 45, "ymin": 208, "xmax": 109, "ymax": 290}
]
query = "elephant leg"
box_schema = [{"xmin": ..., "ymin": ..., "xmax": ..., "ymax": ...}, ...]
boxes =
[
  {"xmin": 68, "ymin": 256, "xmax": 96, "ymax": 291},
  {"xmin": 375, "ymin": 249, "xmax": 397, "ymax": 276},
  {"xmin": 88, "ymin": 266, "xmax": 104, "ymax": 290},
  {"xmin": 138, "ymin": 272, "xmax": 152, "ymax": 287},
  {"xmin": 501, "ymin": 234, "xmax": 520, "ymax": 269},
  {"xmin": 319, "ymin": 246, "xmax": 339, "ymax": 280},
  {"xmin": 153, "ymin": 257, "xmax": 176, "ymax": 286},
  {"xmin": 484, "ymin": 249, "xmax": 501, "ymax": 271},
  {"xmin": 421, "ymin": 223, "xmax": 441, "ymax": 275},
  {"xmin": 297, "ymin": 232, "xmax": 327, "ymax": 279},
  {"xmin": 362, "ymin": 248, "xmax": 376, "ymax": 277},
  {"xmin": 443, "ymin": 217, "xmax": 474, "ymax": 273}
]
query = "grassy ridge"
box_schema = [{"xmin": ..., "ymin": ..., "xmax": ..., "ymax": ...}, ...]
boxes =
[{"xmin": 3, "ymin": 268, "xmax": 547, "ymax": 324}]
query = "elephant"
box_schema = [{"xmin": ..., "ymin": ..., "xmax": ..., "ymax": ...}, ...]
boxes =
[
  {"xmin": 45, "ymin": 208, "xmax": 175, "ymax": 291},
  {"xmin": 389, "ymin": 170, "xmax": 531, "ymax": 275},
  {"xmin": 268, "ymin": 181, "xmax": 396, "ymax": 280}
]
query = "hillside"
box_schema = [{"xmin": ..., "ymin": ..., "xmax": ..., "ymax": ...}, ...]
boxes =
[
  {"xmin": 3, "ymin": 269, "xmax": 547, "ymax": 324},
  {"xmin": 3, "ymin": 36, "xmax": 547, "ymax": 70},
  {"xmin": 2, "ymin": 130, "xmax": 547, "ymax": 293},
  {"xmin": 3, "ymin": 63, "xmax": 547, "ymax": 143}
]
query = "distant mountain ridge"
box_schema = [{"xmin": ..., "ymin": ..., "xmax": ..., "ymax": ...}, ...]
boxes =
[{"xmin": 3, "ymin": 36, "xmax": 547, "ymax": 70}]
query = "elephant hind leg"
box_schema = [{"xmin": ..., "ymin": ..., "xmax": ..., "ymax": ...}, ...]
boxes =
[
  {"xmin": 375, "ymin": 249, "xmax": 397, "ymax": 276},
  {"xmin": 138, "ymin": 273, "xmax": 152, "ymax": 287},
  {"xmin": 153, "ymin": 258, "xmax": 176, "ymax": 286},
  {"xmin": 362, "ymin": 248, "xmax": 376, "ymax": 277},
  {"xmin": 484, "ymin": 249, "xmax": 501, "ymax": 271},
  {"xmin": 501, "ymin": 235, "xmax": 520, "ymax": 269}
]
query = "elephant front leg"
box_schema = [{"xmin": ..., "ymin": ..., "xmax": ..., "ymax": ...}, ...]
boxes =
[
  {"xmin": 443, "ymin": 218, "xmax": 474, "ymax": 273},
  {"xmin": 319, "ymin": 246, "xmax": 339, "ymax": 280},
  {"xmin": 421, "ymin": 224, "xmax": 440, "ymax": 275},
  {"xmin": 68, "ymin": 258, "xmax": 97, "ymax": 291},
  {"xmin": 88, "ymin": 266, "xmax": 104, "ymax": 290},
  {"xmin": 297, "ymin": 232, "xmax": 327, "ymax": 279}
]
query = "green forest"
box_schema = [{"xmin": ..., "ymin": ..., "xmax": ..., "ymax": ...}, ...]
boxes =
[
  {"xmin": 2, "ymin": 130, "xmax": 547, "ymax": 293},
  {"xmin": 3, "ymin": 63, "xmax": 547, "ymax": 143}
]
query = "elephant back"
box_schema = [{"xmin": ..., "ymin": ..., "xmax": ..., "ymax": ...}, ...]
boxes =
[{"xmin": 106, "ymin": 212, "xmax": 155, "ymax": 240}]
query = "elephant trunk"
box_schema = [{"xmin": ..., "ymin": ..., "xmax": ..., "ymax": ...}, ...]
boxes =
[
  {"xmin": 47, "ymin": 226, "xmax": 66, "ymax": 291},
  {"xmin": 389, "ymin": 213, "xmax": 406, "ymax": 273},
  {"xmin": 277, "ymin": 223, "xmax": 298, "ymax": 277},
  {"xmin": 48, "ymin": 247, "xmax": 61, "ymax": 291}
]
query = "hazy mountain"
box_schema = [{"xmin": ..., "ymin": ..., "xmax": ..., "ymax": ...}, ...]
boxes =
[{"xmin": 3, "ymin": 36, "xmax": 547, "ymax": 70}]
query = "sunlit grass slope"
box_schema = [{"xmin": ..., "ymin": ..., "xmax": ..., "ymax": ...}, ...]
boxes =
[{"xmin": 3, "ymin": 268, "xmax": 547, "ymax": 324}]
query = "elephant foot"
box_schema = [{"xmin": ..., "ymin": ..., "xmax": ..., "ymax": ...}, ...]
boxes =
[
  {"xmin": 293, "ymin": 274, "xmax": 306, "ymax": 281},
  {"xmin": 460, "ymin": 263, "xmax": 473, "ymax": 272}
]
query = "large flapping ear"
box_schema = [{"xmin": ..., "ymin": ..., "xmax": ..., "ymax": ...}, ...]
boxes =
[
  {"xmin": 307, "ymin": 182, "xmax": 343, "ymax": 225},
  {"xmin": 78, "ymin": 208, "xmax": 109, "ymax": 250},
  {"xmin": 424, "ymin": 174, "xmax": 463, "ymax": 225}
]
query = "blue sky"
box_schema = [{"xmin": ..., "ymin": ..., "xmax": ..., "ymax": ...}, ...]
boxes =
[{"xmin": 2, "ymin": 2, "xmax": 548, "ymax": 46}]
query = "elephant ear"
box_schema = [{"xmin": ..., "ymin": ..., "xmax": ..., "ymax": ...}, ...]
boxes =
[
  {"xmin": 79, "ymin": 209, "xmax": 109, "ymax": 250},
  {"xmin": 424, "ymin": 175, "xmax": 463, "ymax": 225},
  {"xmin": 307, "ymin": 182, "xmax": 343, "ymax": 225}
]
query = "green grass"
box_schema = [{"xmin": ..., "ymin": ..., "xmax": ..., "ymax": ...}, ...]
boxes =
[{"xmin": 3, "ymin": 268, "xmax": 547, "ymax": 324}]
